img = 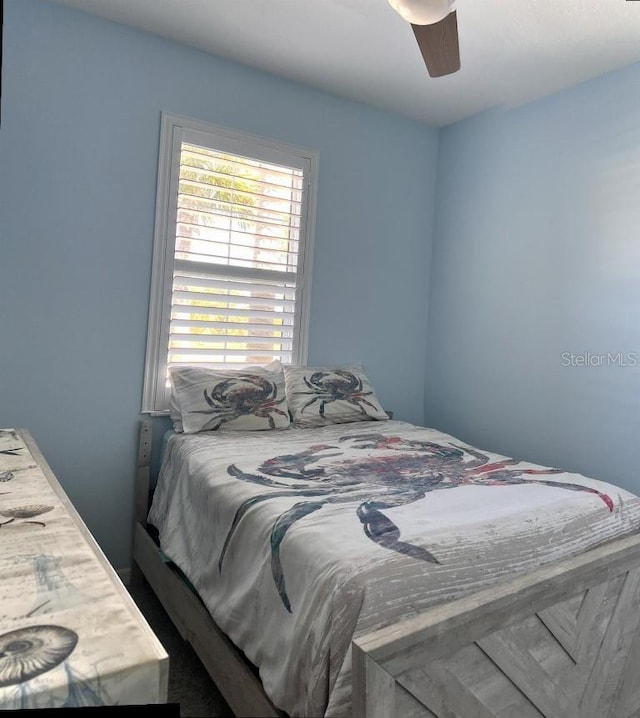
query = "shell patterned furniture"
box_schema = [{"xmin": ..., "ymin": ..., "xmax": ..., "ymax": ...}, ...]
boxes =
[{"xmin": 0, "ymin": 428, "xmax": 168, "ymax": 710}]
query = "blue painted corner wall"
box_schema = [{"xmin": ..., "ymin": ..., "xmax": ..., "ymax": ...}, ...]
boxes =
[
  {"xmin": 426, "ymin": 63, "xmax": 640, "ymax": 494},
  {"xmin": 0, "ymin": 0, "xmax": 438, "ymax": 566},
  {"xmin": 3, "ymin": 0, "xmax": 640, "ymax": 570}
]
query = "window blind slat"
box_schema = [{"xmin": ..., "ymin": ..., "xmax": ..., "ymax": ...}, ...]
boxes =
[
  {"xmin": 174, "ymin": 251, "xmax": 296, "ymax": 274},
  {"xmin": 175, "ymin": 237, "xmax": 300, "ymax": 257},
  {"xmin": 182, "ymin": 146, "xmax": 304, "ymax": 184},
  {"xmin": 176, "ymin": 216, "xmax": 301, "ymax": 239},
  {"xmin": 171, "ymin": 319, "xmax": 291, "ymax": 334},
  {"xmin": 175, "ymin": 241, "xmax": 297, "ymax": 268},
  {"xmin": 172, "ymin": 289, "xmax": 296, "ymax": 311},
  {"xmin": 180, "ymin": 162, "xmax": 303, "ymax": 194},
  {"xmin": 170, "ymin": 335, "xmax": 293, "ymax": 348},
  {"xmin": 168, "ymin": 361, "xmax": 288, "ymax": 371},
  {"xmin": 172, "ymin": 305, "xmax": 295, "ymax": 322},
  {"xmin": 178, "ymin": 182, "xmax": 303, "ymax": 209},
  {"xmin": 178, "ymin": 183, "xmax": 302, "ymax": 212},
  {"xmin": 173, "ymin": 259, "xmax": 296, "ymax": 284},
  {"xmin": 168, "ymin": 347, "xmax": 288, "ymax": 358},
  {"xmin": 181, "ymin": 148, "xmax": 304, "ymax": 182},
  {"xmin": 173, "ymin": 273, "xmax": 296, "ymax": 296},
  {"xmin": 177, "ymin": 190, "xmax": 302, "ymax": 216}
]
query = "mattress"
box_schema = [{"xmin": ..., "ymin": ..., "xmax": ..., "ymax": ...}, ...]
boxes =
[{"xmin": 148, "ymin": 420, "xmax": 640, "ymax": 717}]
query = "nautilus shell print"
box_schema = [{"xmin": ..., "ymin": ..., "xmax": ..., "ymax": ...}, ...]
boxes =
[
  {"xmin": 0, "ymin": 625, "xmax": 78, "ymax": 687},
  {"xmin": 0, "ymin": 471, "xmax": 14, "ymax": 482}
]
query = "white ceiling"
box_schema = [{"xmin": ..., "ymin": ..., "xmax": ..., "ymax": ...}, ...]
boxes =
[{"xmin": 48, "ymin": 0, "xmax": 640, "ymax": 127}]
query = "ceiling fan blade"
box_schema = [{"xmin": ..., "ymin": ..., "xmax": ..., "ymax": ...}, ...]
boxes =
[{"xmin": 412, "ymin": 11, "xmax": 460, "ymax": 78}]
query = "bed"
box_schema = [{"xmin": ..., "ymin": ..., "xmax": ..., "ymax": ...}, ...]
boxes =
[{"xmin": 133, "ymin": 409, "xmax": 640, "ymax": 718}]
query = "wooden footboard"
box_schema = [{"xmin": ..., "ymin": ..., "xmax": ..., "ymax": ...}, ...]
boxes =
[{"xmin": 353, "ymin": 531, "xmax": 640, "ymax": 718}]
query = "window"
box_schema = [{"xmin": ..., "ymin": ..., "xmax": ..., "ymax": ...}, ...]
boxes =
[{"xmin": 142, "ymin": 113, "xmax": 318, "ymax": 413}]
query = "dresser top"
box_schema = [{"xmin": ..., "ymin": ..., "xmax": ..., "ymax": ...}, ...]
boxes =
[{"xmin": 0, "ymin": 428, "xmax": 168, "ymax": 709}]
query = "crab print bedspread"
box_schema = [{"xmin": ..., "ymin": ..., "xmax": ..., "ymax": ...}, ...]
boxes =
[{"xmin": 148, "ymin": 420, "xmax": 640, "ymax": 717}]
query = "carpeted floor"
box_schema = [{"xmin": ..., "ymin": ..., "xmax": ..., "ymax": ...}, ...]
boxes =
[{"xmin": 127, "ymin": 580, "xmax": 233, "ymax": 718}]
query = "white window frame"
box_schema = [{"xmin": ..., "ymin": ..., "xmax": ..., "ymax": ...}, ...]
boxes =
[{"xmin": 141, "ymin": 113, "xmax": 318, "ymax": 414}]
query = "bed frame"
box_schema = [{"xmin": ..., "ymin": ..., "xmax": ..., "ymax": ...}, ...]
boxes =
[
  {"xmin": 131, "ymin": 420, "xmax": 282, "ymax": 717},
  {"xmin": 132, "ymin": 420, "xmax": 640, "ymax": 717}
]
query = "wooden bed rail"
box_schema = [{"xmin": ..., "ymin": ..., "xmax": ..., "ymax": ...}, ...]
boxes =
[
  {"xmin": 131, "ymin": 420, "xmax": 283, "ymax": 717},
  {"xmin": 130, "ymin": 418, "xmax": 152, "ymax": 587},
  {"xmin": 135, "ymin": 418, "xmax": 153, "ymax": 527},
  {"xmin": 353, "ymin": 531, "xmax": 640, "ymax": 718}
]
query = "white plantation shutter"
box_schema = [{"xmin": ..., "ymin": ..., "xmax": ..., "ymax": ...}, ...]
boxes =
[
  {"xmin": 171, "ymin": 141, "xmax": 302, "ymax": 367},
  {"xmin": 142, "ymin": 114, "xmax": 317, "ymax": 412}
]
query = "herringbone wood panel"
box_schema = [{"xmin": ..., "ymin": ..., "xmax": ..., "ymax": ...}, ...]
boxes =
[{"xmin": 395, "ymin": 568, "xmax": 640, "ymax": 718}]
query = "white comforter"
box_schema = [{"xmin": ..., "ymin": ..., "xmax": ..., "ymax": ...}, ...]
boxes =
[{"xmin": 148, "ymin": 420, "xmax": 640, "ymax": 717}]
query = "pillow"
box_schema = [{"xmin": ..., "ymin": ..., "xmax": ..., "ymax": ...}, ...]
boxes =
[
  {"xmin": 168, "ymin": 361, "xmax": 289, "ymax": 433},
  {"xmin": 168, "ymin": 394, "xmax": 184, "ymax": 433},
  {"xmin": 168, "ymin": 360, "xmax": 283, "ymax": 433},
  {"xmin": 283, "ymin": 364, "xmax": 388, "ymax": 427}
]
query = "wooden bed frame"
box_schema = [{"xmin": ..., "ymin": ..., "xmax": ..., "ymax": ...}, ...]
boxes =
[
  {"xmin": 132, "ymin": 420, "xmax": 283, "ymax": 717},
  {"xmin": 132, "ymin": 420, "xmax": 640, "ymax": 717}
]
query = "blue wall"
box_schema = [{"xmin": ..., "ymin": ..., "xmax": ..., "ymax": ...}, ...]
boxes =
[
  {"xmin": 426, "ymin": 63, "xmax": 640, "ymax": 493},
  {"xmin": 0, "ymin": 0, "xmax": 438, "ymax": 567},
  {"xmin": 6, "ymin": 0, "xmax": 638, "ymax": 572}
]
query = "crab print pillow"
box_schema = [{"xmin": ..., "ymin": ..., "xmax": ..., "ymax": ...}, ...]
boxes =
[
  {"xmin": 283, "ymin": 364, "xmax": 389, "ymax": 428},
  {"xmin": 169, "ymin": 365, "xmax": 290, "ymax": 433},
  {"xmin": 168, "ymin": 360, "xmax": 283, "ymax": 433}
]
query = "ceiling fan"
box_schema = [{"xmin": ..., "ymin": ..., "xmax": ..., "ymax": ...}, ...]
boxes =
[{"xmin": 388, "ymin": 0, "xmax": 460, "ymax": 78}]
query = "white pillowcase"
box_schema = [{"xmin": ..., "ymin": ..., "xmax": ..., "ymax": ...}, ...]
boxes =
[
  {"xmin": 283, "ymin": 364, "xmax": 388, "ymax": 428},
  {"xmin": 168, "ymin": 360, "xmax": 288, "ymax": 433},
  {"xmin": 168, "ymin": 393, "xmax": 184, "ymax": 433}
]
